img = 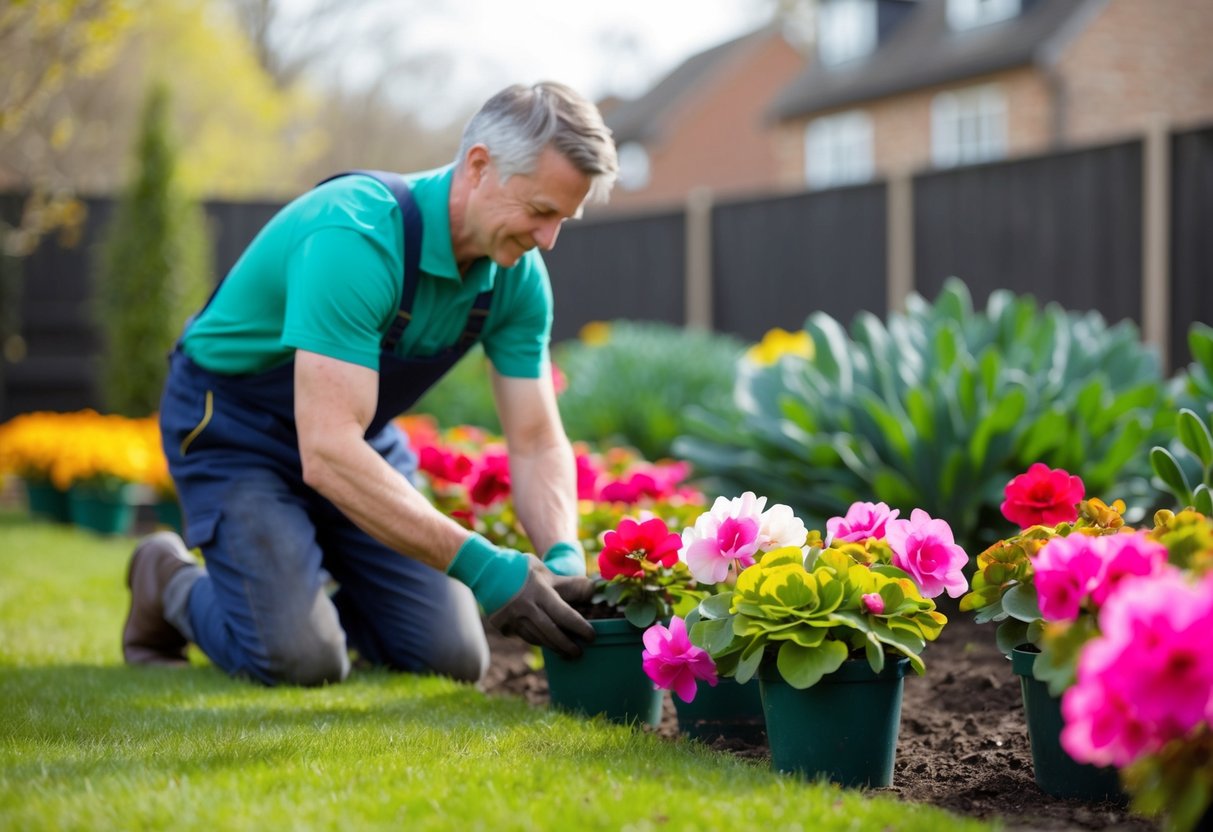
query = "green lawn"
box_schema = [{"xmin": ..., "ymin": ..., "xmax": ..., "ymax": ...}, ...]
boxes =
[{"xmin": 0, "ymin": 512, "xmax": 997, "ymax": 831}]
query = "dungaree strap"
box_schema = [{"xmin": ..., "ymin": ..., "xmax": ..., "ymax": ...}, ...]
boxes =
[
  {"xmin": 316, "ymin": 170, "xmax": 423, "ymax": 352},
  {"xmin": 316, "ymin": 170, "xmax": 493, "ymax": 354}
]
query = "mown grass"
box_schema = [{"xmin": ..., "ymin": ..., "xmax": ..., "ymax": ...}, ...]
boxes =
[{"xmin": 0, "ymin": 512, "xmax": 998, "ymax": 831}]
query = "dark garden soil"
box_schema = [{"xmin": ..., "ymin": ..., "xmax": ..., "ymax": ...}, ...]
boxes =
[{"xmin": 480, "ymin": 606, "xmax": 1159, "ymax": 832}]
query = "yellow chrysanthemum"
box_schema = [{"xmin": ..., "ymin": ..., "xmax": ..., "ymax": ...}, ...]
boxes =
[{"xmin": 579, "ymin": 320, "xmax": 611, "ymax": 346}]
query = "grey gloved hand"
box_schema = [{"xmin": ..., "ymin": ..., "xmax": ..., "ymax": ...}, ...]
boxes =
[{"xmin": 488, "ymin": 558, "xmax": 595, "ymax": 658}]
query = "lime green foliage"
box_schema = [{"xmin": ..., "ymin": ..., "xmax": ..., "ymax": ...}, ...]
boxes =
[
  {"xmin": 0, "ymin": 513, "xmax": 991, "ymax": 832},
  {"xmin": 691, "ymin": 545, "xmax": 945, "ymax": 691},
  {"xmin": 959, "ymin": 497, "xmax": 1127, "ymax": 664},
  {"xmin": 96, "ymin": 82, "xmax": 211, "ymax": 416},
  {"xmin": 408, "ymin": 346, "xmax": 501, "ymax": 432},
  {"xmin": 1151, "ymin": 325, "xmax": 1213, "ymax": 513},
  {"xmin": 677, "ymin": 279, "xmax": 1168, "ymax": 552},
  {"xmin": 555, "ymin": 321, "xmax": 745, "ymax": 461}
]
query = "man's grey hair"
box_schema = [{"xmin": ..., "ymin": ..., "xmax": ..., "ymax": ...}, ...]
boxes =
[{"xmin": 457, "ymin": 81, "xmax": 618, "ymax": 204}]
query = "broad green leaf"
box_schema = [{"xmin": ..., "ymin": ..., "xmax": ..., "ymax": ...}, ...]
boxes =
[
  {"xmin": 1002, "ymin": 582, "xmax": 1042, "ymax": 623},
  {"xmin": 1194, "ymin": 484, "xmax": 1213, "ymax": 515},
  {"xmin": 1178, "ymin": 408, "xmax": 1213, "ymax": 468},
  {"xmin": 775, "ymin": 640, "xmax": 849, "ymax": 690},
  {"xmin": 995, "ymin": 618, "xmax": 1032, "ymax": 655},
  {"xmin": 733, "ymin": 640, "xmax": 765, "ymax": 684},
  {"xmin": 625, "ymin": 598, "xmax": 657, "ymax": 628},
  {"xmin": 1151, "ymin": 446, "xmax": 1192, "ymax": 500},
  {"xmin": 1190, "ymin": 323, "xmax": 1213, "ymax": 372},
  {"xmin": 699, "ymin": 592, "xmax": 733, "ymax": 619}
]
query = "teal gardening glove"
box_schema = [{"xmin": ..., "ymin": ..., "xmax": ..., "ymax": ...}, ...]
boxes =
[
  {"xmin": 447, "ymin": 533, "xmax": 594, "ymax": 657},
  {"xmin": 541, "ymin": 541, "xmax": 587, "ymax": 577}
]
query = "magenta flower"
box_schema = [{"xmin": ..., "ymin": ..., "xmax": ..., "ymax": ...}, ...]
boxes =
[
  {"xmin": 641, "ymin": 616, "xmax": 718, "ymax": 703},
  {"xmin": 826, "ymin": 501, "xmax": 899, "ymax": 545},
  {"xmin": 1000, "ymin": 463, "xmax": 1085, "ymax": 529},
  {"xmin": 861, "ymin": 593, "xmax": 885, "ymax": 615},
  {"xmin": 1031, "ymin": 535, "xmax": 1106, "ymax": 621},
  {"xmin": 1031, "ymin": 532, "xmax": 1171, "ymax": 621},
  {"xmin": 1061, "ymin": 571, "xmax": 1213, "ymax": 767},
  {"xmin": 682, "ymin": 492, "xmax": 765, "ymax": 584},
  {"xmin": 884, "ymin": 509, "xmax": 969, "ymax": 599}
]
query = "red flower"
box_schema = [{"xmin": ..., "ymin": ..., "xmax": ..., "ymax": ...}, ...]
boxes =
[
  {"xmin": 1001, "ymin": 463, "xmax": 1085, "ymax": 529},
  {"xmin": 469, "ymin": 453, "xmax": 511, "ymax": 507},
  {"xmin": 418, "ymin": 446, "xmax": 473, "ymax": 484},
  {"xmin": 598, "ymin": 517, "xmax": 683, "ymax": 580}
]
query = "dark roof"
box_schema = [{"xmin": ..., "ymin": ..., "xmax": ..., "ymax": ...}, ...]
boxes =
[
  {"xmin": 769, "ymin": 0, "xmax": 1098, "ymax": 120},
  {"xmin": 607, "ymin": 25, "xmax": 782, "ymax": 145}
]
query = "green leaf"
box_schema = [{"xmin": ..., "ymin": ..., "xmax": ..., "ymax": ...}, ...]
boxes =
[
  {"xmin": 733, "ymin": 641, "xmax": 765, "ymax": 684},
  {"xmin": 1177, "ymin": 408, "xmax": 1213, "ymax": 468},
  {"xmin": 1002, "ymin": 582, "xmax": 1042, "ymax": 623},
  {"xmin": 995, "ymin": 618, "xmax": 1032, "ymax": 656},
  {"xmin": 775, "ymin": 640, "xmax": 849, "ymax": 690},
  {"xmin": 1194, "ymin": 484, "xmax": 1213, "ymax": 515},
  {"xmin": 1151, "ymin": 446, "xmax": 1192, "ymax": 501},
  {"xmin": 624, "ymin": 598, "xmax": 657, "ymax": 628},
  {"xmin": 699, "ymin": 592, "xmax": 733, "ymax": 619},
  {"xmin": 1190, "ymin": 323, "xmax": 1213, "ymax": 372}
]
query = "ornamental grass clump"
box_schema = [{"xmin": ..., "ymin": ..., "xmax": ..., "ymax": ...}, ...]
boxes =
[{"xmin": 639, "ymin": 494, "xmax": 969, "ymax": 700}]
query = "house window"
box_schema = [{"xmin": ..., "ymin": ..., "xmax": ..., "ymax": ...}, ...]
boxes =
[
  {"xmin": 804, "ymin": 110, "xmax": 873, "ymax": 189},
  {"xmin": 931, "ymin": 84, "xmax": 1007, "ymax": 167},
  {"xmin": 616, "ymin": 142, "xmax": 651, "ymax": 191},
  {"xmin": 817, "ymin": 0, "xmax": 877, "ymax": 66},
  {"xmin": 947, "ymin": 0, "xmax": 1021, "ymax": 30}
]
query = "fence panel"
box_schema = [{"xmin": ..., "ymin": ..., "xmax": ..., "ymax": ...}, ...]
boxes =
[
  {"xmin": 711, "ymin": 184, "xmax": 888, "ymax": 340},
  {"xmin": 203, "ymin": 199, "xmax": 286, "ymax": 280},
  {"xmin": 1171, "ymin": 125, "xmax": 1213, "ymax": 370},
  {"xmin": 541, "ymin": 210, "xmax": 685, "ymax": 342},
  {"xmin": 914, "ymin": 141, "xmax": 1143, "ymax": 327}
]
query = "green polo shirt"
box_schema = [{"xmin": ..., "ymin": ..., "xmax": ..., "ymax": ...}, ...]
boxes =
[{"xmin": 180, "ymin": 165, "xmax": 551, "ymax": 379}]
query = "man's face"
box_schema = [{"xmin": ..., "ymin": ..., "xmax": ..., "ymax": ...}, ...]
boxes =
[{"xmin": 470, "ymin": 146, "xmax": 592, "ymax": 268}]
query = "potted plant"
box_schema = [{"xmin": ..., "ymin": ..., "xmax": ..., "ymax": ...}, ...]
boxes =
[
  {"xmin": 679, "ymin": 498, "xmax": 969, "ymax": 787},
  {"xmin": 0, "ymin": 411, "xmax": 73, "ymax": 523},
  {"xmin": 960, "ymin": 463, "xmax": 1145, "ymax": 802},
  {"xmin": 640, "ymin": 492, "xmax": 810, "ymax": 744},
  {"xmin": 542, "ymin": 514, "xmax": 702, "ymax": 726},
  {"xmin": 1057, "ymin": 507, "xmax": 1213, "ymax": 832}
]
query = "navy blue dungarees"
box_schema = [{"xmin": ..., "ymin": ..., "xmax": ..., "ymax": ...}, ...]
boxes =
[{"xmin": 158, "ymin": 171, "xmax": 493, "ymax": 685}]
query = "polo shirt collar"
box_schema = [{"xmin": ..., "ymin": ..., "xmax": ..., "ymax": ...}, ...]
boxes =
[{"xmin": 408, "ymin": 164, "xmax": 496, "ymax": 293}]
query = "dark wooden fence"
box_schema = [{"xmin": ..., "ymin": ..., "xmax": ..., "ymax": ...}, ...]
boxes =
[{"xmin": 2, "ymin": 123, "xmax": 1210, "ymax": 420}]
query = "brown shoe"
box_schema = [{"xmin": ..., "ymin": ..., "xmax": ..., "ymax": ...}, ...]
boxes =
[{"xmin": 122, "ymin": 532, "xmax": 199, "ymax": 666}]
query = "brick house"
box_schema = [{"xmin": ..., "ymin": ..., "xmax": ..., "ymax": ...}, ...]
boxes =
[
  {"xmin": 600, "ymin": 26, "xmax": 810, "ymax": 212},
  {"xmin": 769, "ymin": 0, "xmax": 1213, "ymax": 189}
]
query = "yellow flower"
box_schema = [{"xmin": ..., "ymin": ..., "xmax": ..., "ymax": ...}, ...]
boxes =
[
  {"xmin": 745, "ymin": 327, "xmax": 815, "ymax": 366},
  {"xmin": 579, "ymin": 321, "xmax": 611, "ymax": 346}
]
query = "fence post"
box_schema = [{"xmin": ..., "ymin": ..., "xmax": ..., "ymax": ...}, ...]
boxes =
[
  {"xmin": 886, "ymin": 168, "xmax": 914, "ymax": 314},
  {"xmin": 1142, "ymin": 117, "xmax": 1171, "ymax": 373},
  {"xmin": 684, "ymin": 187, "xmax": 714, "ymax": 330}
]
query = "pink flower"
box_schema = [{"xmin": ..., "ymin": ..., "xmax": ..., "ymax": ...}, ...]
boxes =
[
  {"xmin": 861, "ymin": 593, "xmax": 885, "ymax": 615},
  {"xmin": 598, "ymin": 517, "xmax": 683, "ymax": 580},
  {"xmin": 1060, "ymin": 572, "xmax": 1213, "ymax": 767},
  {"xmin": 1031, "ymin": 535, "xmax": 1106, "ymax": 621},
  {"xmin": 1031, "ymin": 532, "xmax": 1171, "ymax": 621},
  {"xmin": 575, "ymin": 453, "xmax": 601, "ymax": 501},
  {"xmin": 826, "ymin": 501, "xmax": 900, "ymax": 544},
  {"xmin": 642, "ymin": 616, "xmax": 718, "ymax": 703},
  {"xmin": 1000, "ymin": 463, "xmax": 1085, "ymax": 529},
  {"xmin": 1089, "ymin": 532, "xmax": 1170, "ymax": 606},
  {"xmin": 885, "ymin": 509, "xmax": 969, "ymax": 599},
  {"xmin": 682, "ymin": 493, "xmax": 765, "ymax": 584}
]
